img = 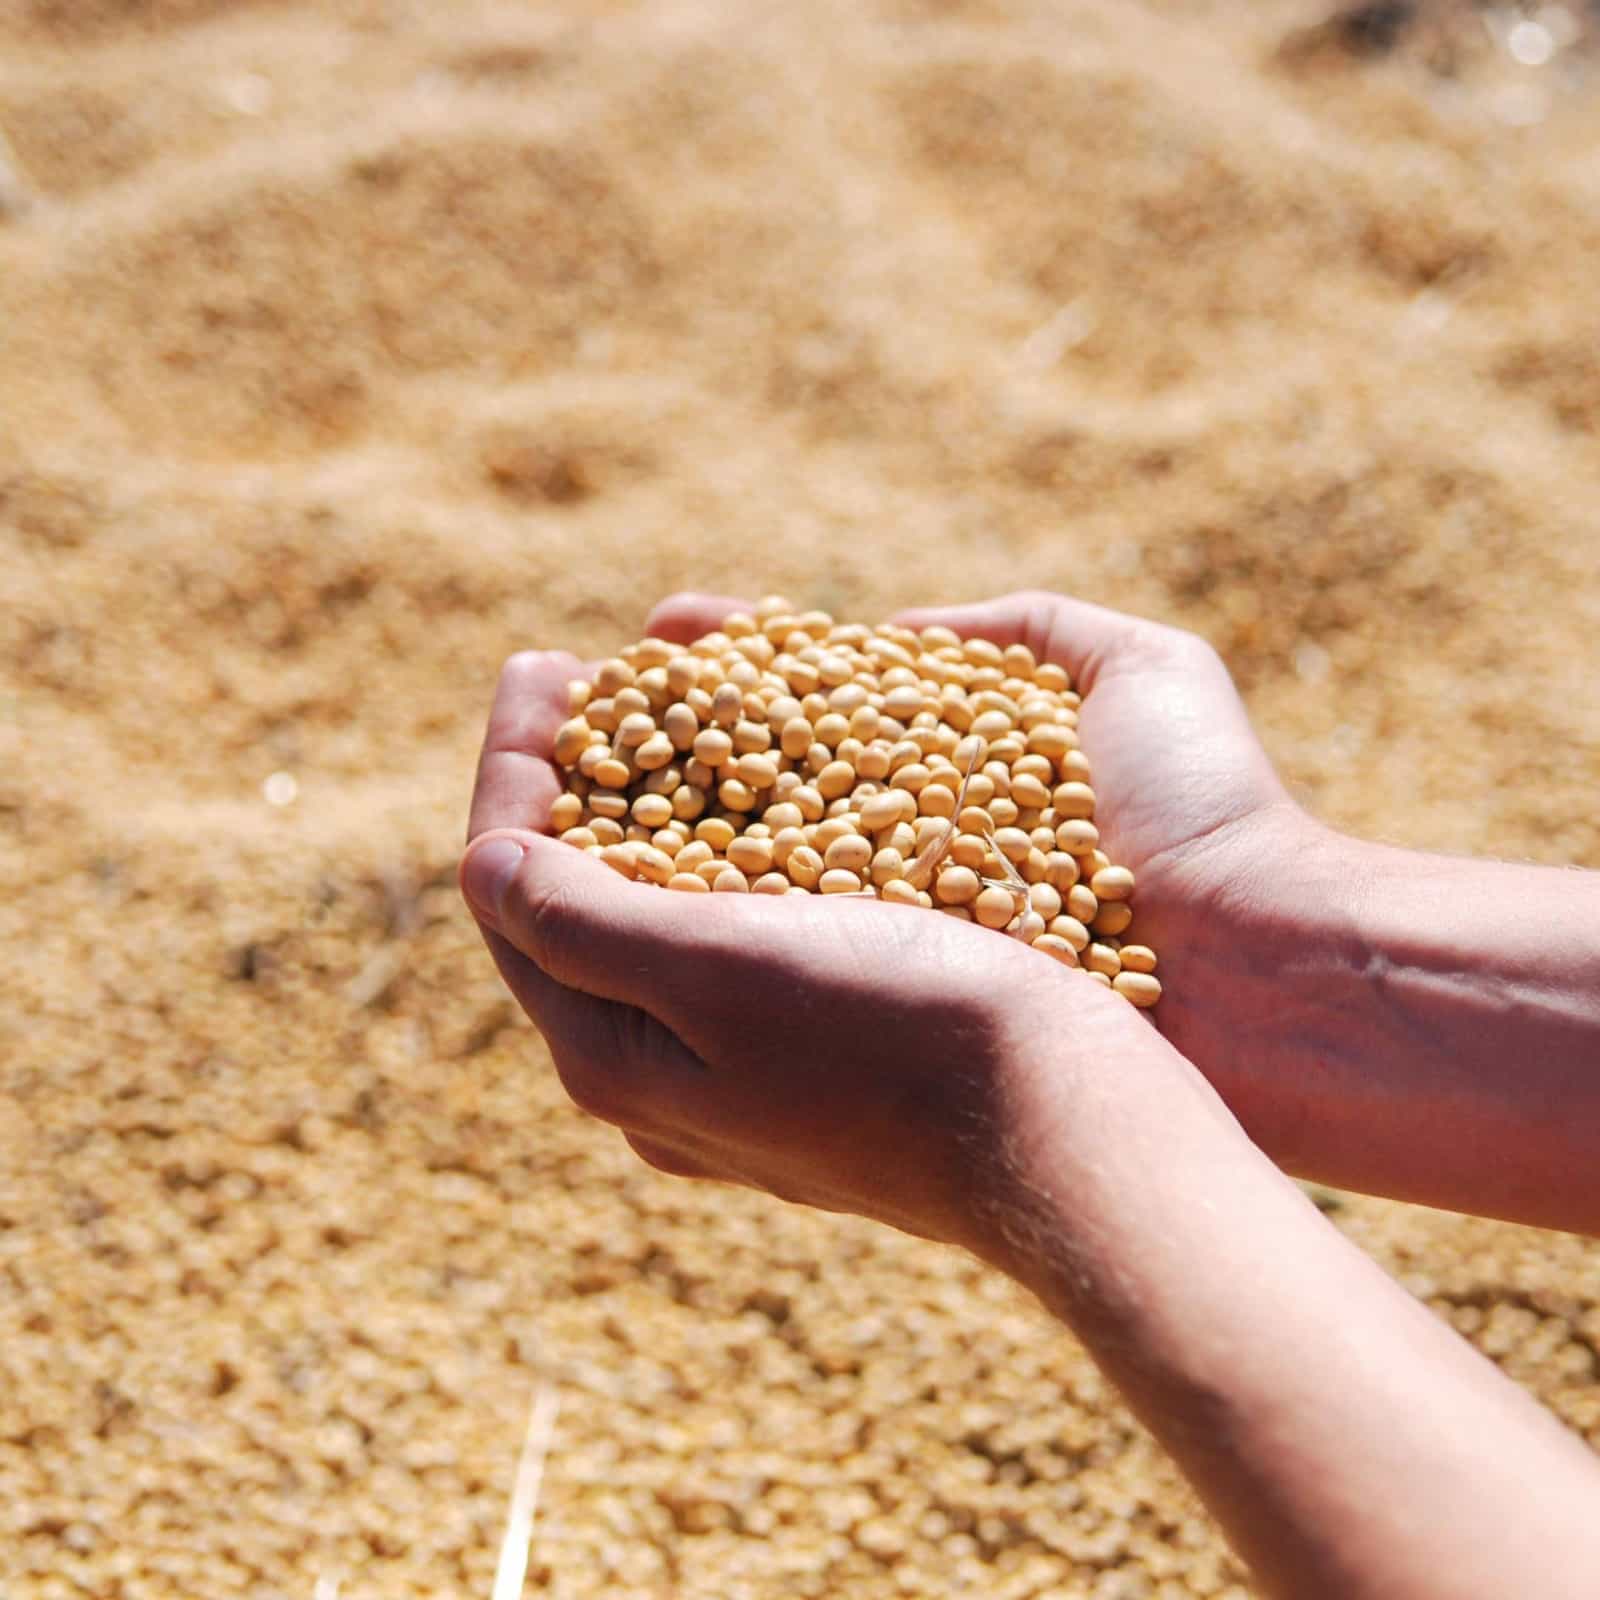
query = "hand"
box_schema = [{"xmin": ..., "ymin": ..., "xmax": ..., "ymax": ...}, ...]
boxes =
[
  {"xmin": 889, "ymin": 590, "xmax": 1313, "ymax": 954},
  {"xmin": 460, "ymin": 643, "xmax": 1196, "ymax": 1284},
  {"xmin": 636, "ymin": 588, "xmax": 1319, "ymax": 980},
  {"xmin": 628, "ymin": 590, "xmax": 1332, "ymax": 1162}
]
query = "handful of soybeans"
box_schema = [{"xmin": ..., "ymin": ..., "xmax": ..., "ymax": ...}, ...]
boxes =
[{"xmin": 547, "ymin": 598, "xmax": 1161, "ymax": 1007}]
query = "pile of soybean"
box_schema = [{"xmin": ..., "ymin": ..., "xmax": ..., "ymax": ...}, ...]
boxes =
[{"xmin": 551, "ymin": 598, "xmax": 1160, "ymax": 1006}]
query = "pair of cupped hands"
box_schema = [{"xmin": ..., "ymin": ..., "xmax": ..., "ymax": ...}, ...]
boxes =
[{"xmin": 461, "ymin": 590, "xmax": 1304, "ymax": 1290}]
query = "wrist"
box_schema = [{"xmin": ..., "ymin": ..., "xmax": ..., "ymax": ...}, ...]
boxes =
[
  {"xmin": 1155, "ymin": 812, "xmax": 1365, "ymax": 1172},
  {"xmin": 1170, "ymin": 804, "xmax": 1354, "ymax": 960},
  {"xmin": 977, "ymin": 994, "xmax": 1268, "ymax": 1315}
]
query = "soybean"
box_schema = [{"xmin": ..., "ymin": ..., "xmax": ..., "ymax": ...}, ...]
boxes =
[{"xmin": 548, "ymin": 602, "xmax": 1162, "ymax": 1007}]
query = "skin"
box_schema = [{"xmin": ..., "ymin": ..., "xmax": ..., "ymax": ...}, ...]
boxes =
[
  {"xmin": 460, "ymin": 589, "xmax": 1600, "ymax": 1599},
  {"xmin": 890, "ymin": 592, "xmax": 1600, "ymax": 1236}
]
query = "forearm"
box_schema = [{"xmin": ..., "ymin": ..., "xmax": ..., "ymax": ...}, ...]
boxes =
[
  {"xmin": 1004, "ymin": 1037, "xmax": 1600, "ymax": 1599},
  {"xmin": 1169, "ymin": 822, "xmax": 1600, "ymax": 1233}
]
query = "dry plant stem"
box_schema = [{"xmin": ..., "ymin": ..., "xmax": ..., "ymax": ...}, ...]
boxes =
[
  {"xmin": 904, "ymin": 740, "xmax": 980, "ymax": 891},
  {"xmin": 987, "ymin": 845, "xmax": 1036, "ymax": 934},
  {"xmin": 492, "ymin": 1385, "xmax": 561, "ymax": 1600}
]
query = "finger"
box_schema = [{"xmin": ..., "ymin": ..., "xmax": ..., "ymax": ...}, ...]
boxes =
[
  {"xmin": 624, "ymin": 1132, "xmax": 721, "ymax": 1181},
  {"xmin": 461, "ymin": 827, "xmax": 911, "ymax": 1051},
  {"xmin": 462, "ymin": 827, "xmax": 771, "ymax": 1012},
  {"xmin": 643, "ymin": 591, "xmax": 754, "ymax": 645},
  {"xmin": 464, "ymin": 830, "xmax": 1006, "ymax": 1146},
  {"xmin": 478, "ymin": 926, "xmax": 704, "ymax": 1134},
  {"xmin": 467, "ymin": 649, "xmax": 586, "ymax": 842},
  {"xmin": 892, "ymin": 590, "xmax": 1177, "ymax": 694}
]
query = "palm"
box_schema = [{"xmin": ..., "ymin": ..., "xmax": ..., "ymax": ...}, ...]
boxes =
[
  {"xmin": 882, "ymin": 591, "xmax": 1300, "ymax": 960},
  {"xmin": 464, "ymin": 631, "xmax": 1163, "ymax": 1257},
  {"xmin": 629, "ymin": 588, "xmax": 1301, "ymax": 956},
  {"xmin": 1073, "ymin": 652, "xmax": 1291, "ymax": 923}
]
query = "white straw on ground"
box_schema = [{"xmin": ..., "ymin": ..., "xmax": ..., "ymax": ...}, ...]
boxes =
[{"xmin": 492, "ymin": 1385, "xmax": 561, "ymax": 1600}]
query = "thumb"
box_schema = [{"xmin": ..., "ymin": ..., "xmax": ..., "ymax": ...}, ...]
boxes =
[
  {"xmin": 461, "ymin": 827, "xmax": 905, "ymax": 1043},
  {"xmin": 461, "ymin": 827, "xmax": 752, "ymax": 1016}
]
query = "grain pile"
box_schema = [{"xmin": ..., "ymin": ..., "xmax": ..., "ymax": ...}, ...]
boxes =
[{"xmin": 3, "ymin": 1, "xmax": 1600, "ymax": 1596}]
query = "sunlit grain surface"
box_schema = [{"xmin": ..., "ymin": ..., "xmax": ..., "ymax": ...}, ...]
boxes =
[{"xmin": 3, "ymin": 1, "xmax": 1599, "ymax": 1594}]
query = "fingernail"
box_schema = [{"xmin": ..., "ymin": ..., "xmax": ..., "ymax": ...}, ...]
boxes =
[{"xmin": 462, "ymin": 837, "xmax": 526, "ymax": 921}]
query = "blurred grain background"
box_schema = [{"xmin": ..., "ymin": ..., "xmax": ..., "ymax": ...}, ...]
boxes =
[{"xmin": 4, "ymin": 1, "xmax": 1600, "ymax": 1594}]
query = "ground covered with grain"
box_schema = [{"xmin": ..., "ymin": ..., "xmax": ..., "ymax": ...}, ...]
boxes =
[{"xmin": 4, "ymin": 1, "xmax": 1600, "ymax": 1595}]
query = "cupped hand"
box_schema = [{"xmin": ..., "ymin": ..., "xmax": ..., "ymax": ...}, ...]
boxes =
[
  {"xmin": 644, "ymin": 589, "xmax": 1316, "ymax": 968},
  {"xmin": 631, "ymin": 589, "xmax": 1328, "ymax": 1140},
  {"xmin": 888, "ymin": 591, "xmax": 1314, "ymax": 954},
  {"xmin": 460, "ymin": 644, "xmax": 1184, "ymax": 1279}
]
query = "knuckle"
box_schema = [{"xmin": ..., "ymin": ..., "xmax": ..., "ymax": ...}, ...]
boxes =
[
  {"xmin": 1111, "ymin": 613, "xmax": 1213, "ymax": 675},
  {"xmin": 551, "ymin": 1004, "xmax": 659, "ymax": 1125},
  {"xmin": 519, "ymin": 875, "xmax": 578, "ymax": 983},
  {"xmin": 1164, "ymin": 626, "xmax": 1224, "ymax": 672},
  {"xmin": 626, "ymin": 1134, "xmax": 703, "ymax": 1179},
  {"xmin": 500, "ymin": 648, "xmax": 546, "ymax": 683},
  {"xmin": 553, "ymin": 1051, "xmax": 630, "ymax": 1124},
  {"xmin": 616, "ymin": 1003, "xmax": 666, "ymax": 1061}
]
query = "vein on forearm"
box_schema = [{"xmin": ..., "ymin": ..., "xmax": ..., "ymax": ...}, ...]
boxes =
[
  {"xmin": 1178, "ymin": 836, "xmax": 1600, "ymax": 1233},
  {"xmin": 994, "ymin": 1049, "xmax": 1600, "ymax": 1600}
]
